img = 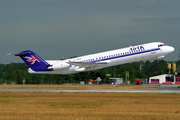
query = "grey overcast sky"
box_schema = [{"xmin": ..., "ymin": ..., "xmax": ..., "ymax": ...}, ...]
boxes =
[{"xmin": 1, "ymin": 0, "xmax": 180, "ymax": 64}]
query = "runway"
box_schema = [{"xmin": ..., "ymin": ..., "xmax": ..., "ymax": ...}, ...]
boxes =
[{"xmin": 0, "ymin": 85, "xmax": 180, "ymax": 93}]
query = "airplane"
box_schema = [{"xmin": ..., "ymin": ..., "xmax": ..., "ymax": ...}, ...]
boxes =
[{"xmin": 8, "ymin": 42, "xmax": 174, "ymax": 76}]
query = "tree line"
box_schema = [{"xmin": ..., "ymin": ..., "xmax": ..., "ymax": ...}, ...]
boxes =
[{"xmin": 0, "ymin": 59, "xmax": 179, "ymax": 84}]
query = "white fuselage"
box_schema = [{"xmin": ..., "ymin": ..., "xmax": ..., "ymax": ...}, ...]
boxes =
[{"xmin": 28, "ymin": 42, "xmax": 174, "ymax": 74}]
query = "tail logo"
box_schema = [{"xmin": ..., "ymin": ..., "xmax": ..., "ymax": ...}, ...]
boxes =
[{"xmin": 24, "ymin": 55, "xmax": 41, "ymax": 64}]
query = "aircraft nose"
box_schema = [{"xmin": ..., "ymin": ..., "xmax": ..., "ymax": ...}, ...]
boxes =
[{"xmin": 169, "ymin": 46, "xmax": 175, "ymax": 53}]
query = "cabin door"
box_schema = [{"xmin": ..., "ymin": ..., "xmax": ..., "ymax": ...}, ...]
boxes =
[{"xmin": 150, "ymin": 45, "xmax": 156, "ymax": 54}]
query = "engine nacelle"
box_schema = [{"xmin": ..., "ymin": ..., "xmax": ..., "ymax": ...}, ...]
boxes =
[{"xmin": 48, "ymin": 62, "xmax": 69, "ymax": 71}]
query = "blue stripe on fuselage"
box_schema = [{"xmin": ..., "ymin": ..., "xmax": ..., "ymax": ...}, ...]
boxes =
[{"xmin": 88, "ymin": 48, "xmax": 160, "ymax": 63}]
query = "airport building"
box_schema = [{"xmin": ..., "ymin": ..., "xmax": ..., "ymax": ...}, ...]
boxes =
[
  {"xmin": 149, "ymin": 74, "xmax": 180, "ymax": 84},
  {"xmin": 109, "ymin": 78, "xmax": 123, "ymax": 85},
  {"xmin": 149, "ymin": 62, "xmax": 180, "ymax": 84},
  {"xmin": 149, "ymin": 74, "xmax": 174, "ymax": 84},
  {"xmin": 175, "ymin": 75, "xmax": 180, "ymax": 84}
]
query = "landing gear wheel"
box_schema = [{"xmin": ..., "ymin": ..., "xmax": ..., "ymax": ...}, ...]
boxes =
[
  {"xmin": 90, "ymin": 72, "xmax": 95, "ymax": 77},
  {"xmin": 96, "ymin": 72, "xmax": 101, "ymax": 77}
]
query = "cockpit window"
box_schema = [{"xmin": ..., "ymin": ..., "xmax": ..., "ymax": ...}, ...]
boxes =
[{"xmin": 158, "ymin": 44, "xmax": 166, "ymax": 47}]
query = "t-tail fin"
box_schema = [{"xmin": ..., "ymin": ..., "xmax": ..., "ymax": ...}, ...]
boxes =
[{"xmin": 10, "ymin": 50, "xmax": 50, "ymax": 71}]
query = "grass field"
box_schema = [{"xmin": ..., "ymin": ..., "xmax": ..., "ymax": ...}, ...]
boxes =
[
  {"xmin": 0, "ymin": 85, "xmax": 179, "ymax": 120},
  {"xmin": 0, "ymin": 92, "xmax": 180, "ymax": 120}
]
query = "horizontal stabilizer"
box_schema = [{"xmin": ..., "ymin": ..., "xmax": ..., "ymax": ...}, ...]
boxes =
[{"xmin": 7, "ymin": 52, "xmax": 30, "ymax": 56}]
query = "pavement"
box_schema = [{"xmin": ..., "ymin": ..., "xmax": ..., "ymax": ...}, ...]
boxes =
[
  {"xmin": 149, "ymin": 84, "xmax": 180, "ymax": 90},
  {"xmin": 0, "ymin": 85, "xmax": 179, "ymax": 93}
]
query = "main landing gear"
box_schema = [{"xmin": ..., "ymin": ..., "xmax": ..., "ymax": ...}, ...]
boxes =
[{"xmin": 90, "ymin": 71, "xmax": 101, "ymax": 77}]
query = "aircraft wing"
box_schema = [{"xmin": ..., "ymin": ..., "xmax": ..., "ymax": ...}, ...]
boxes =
[{"xmin": 67, "ymin": 61, "xmax": 109, "ymax": 68}]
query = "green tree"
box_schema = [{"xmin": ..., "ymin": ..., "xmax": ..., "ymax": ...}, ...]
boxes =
[
  {"xmin": 15, "ymin": 70, "xmax": 26, "ymax": 84},
  {"xmin": 0, "ymin": 71, "xmax": 3, "ymax": 84},
  {"xmin": 43, "ymin": 74, "xmax": 55, "ymax": 84},
  {"xmin": 144, "ymin": 60, "xmax": 151, "ymax": 72},
  {"xmin": 0, "ymin": 64, "xmax": 6, "ymax": 72},
  {"xmin": 5, "ymin": 66, "xmax": 15, "ymax": 83}
]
